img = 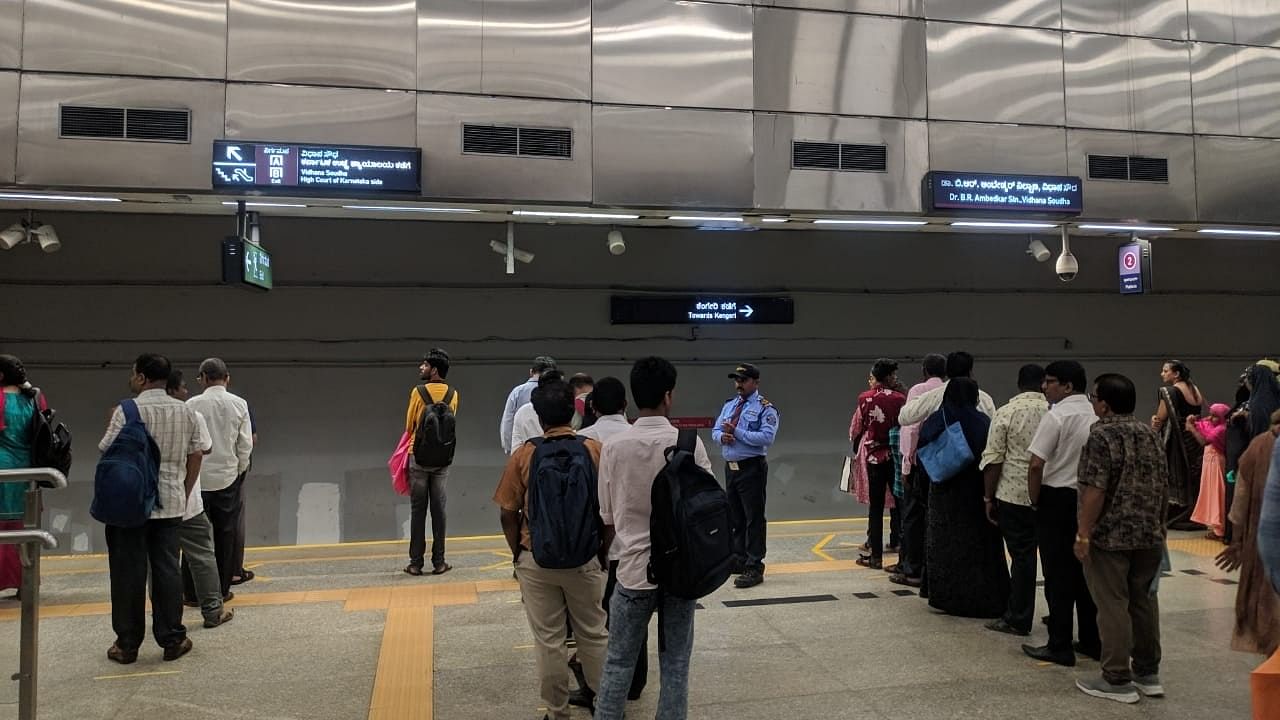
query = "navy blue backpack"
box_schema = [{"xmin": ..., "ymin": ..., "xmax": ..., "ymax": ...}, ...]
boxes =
[
  {"xmin": 526, "ymin": 435, "xmax": 600, "ymax": 569},
  {"xmin": 91, "ymin": 400, "xmax": 162, "ymax": 528}
]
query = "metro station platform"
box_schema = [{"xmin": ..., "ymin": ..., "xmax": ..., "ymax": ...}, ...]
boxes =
[{"xmin": 0, "ymin": 520, "xmax": 1256, "ymax": 720}]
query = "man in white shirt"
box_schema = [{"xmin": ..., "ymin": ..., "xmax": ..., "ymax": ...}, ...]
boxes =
[
  {"xmin": 166, "ymin": 371, "xmax": 233, "ymax": 629},
  {"xmin": 594, "ymin": 358, "xmax": 713, "ymax": 720},
  {"xmin": 898, "ymin": 351, "xmax": 998, "ymax": 426},
  {"xmin": 186, "ymin": 358, "xmax": 253, "ymax": 599},
  {"xmin": 98, "ymin": 353, "xmax": 206, "ymax": 664},
  {"xmin": 1022, "ymin": 360, "xmax": 1101, "ymax": 667},
  {"xmin": 500, "ymin": 355, "xmax": 557, "ymax": 454},
  {"xmin": 511, "ymin": 370, "xmax": 564, "ymax": 453}
]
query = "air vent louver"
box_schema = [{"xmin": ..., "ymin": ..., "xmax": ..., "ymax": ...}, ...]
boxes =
[
  {"xmin": 1087, "ymin": 154, "xmax": 1169, "ymax": 183},
  {"xmin": 463, "ymin": 124, "xmax": 573, "ymax": 159},
  {"xmin": 839, "ymin": 143, "xmax": 888, "ymax": 172},
  {"xmin": 59, "ymin": 105, "xmax": 190, "ymax": 143},
  {"xmin": 1128, "ymin": 156, "xmax": 1169, "ymax": 183},
  {"xmin": 1088, "ymin": 154, "xmax": 1130, "ymax": 180},
  {"xmin": 793, "ymin": 141, "xmax": 887, "ymax": 172}
]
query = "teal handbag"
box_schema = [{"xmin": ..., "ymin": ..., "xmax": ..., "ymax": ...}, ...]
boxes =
[{"xmin": 917, "ymin": 408, "xmax": 974, "ymax": 483}]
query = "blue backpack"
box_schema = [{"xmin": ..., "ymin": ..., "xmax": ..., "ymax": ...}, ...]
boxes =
[
  {"xmin": 526, "ymin": 436, "xmax": 600, "ymax": 569},
  {"xmin": 91, "ymin": 400, "xmax": 162, "ymax": 528}
]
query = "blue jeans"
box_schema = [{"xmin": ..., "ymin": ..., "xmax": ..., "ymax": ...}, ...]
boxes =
[{"xmin": 595, "ymin": 587, "xmax": 695, "ymax": 720}]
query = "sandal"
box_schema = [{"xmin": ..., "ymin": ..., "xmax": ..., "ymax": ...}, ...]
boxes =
[
  {"xmin": 431, "ymin": 562, "xmax": 452, "ymax": 576},
  {"xmin": 855, "ymin": 556, "xmax": 883, "ymax": 570},
  {"xmin": 231, "ymin": 570, "xmax": 255, "ymax": 585},
  {"xmin": 403, "ymin": 564, "xmax": 424, "ymax": 576}
]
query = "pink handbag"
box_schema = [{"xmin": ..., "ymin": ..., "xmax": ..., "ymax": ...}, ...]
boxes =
[{"xmin": 388, "ymin": 431, "xmax": 412, "ymax": 496}]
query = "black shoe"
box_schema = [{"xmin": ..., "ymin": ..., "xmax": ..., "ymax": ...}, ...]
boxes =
[
  {"xmin": 1022, "ymin": 643, "xmax": 1075, "ymax": 667},
  {"xmin": 568, "ymin": 687, "xmax": 595, "ymax": 709},
  {"xmin": 163, "ymin": 637, "xmax": 193, "ymax": 662},
  {"xmin": 888, "ymin": 573, "xmax": 922, "ymax": 587},
  {"xmin": 734, "ymin": 570, "xmax": 763, "ymax": 588},
  {"xmin": 984, "ymin": 618, "xmax": 1029, "ymax": 637},
  {"xmin": 627, "ymin": 686, "xmax": 645, "ymax": 702},
  {"xmin": 1073, "ymin": 641, "xmax": 1102, "ymax": 661},
  {"xmin": 729, "ymin": 556, "xmax": 745, "ymax": 575},
  {"xmin": 1041, "ymin": 614, "xmax": 1050, "ymax": 626}
]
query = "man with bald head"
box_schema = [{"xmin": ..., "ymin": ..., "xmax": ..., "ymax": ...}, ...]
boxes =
[{"xmin": 187, "ymin": 358, "xmax": 254, "ymax": 599}]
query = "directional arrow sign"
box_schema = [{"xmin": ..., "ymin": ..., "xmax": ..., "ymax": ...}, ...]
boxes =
[
  {"xmin": 226, "ymin": 146, "xmax": 243, "ymax": 161},
  {"xmin": 611, "ymin": 296, "xmax": 794, "ymax": 324},
  {"xmin": 739, "ymin": 305, "xmax": 754, "ymax": 318}
]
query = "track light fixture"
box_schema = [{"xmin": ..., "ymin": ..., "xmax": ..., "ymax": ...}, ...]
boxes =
[{"xmin": 0, "ymin": 212, "xmax": 60, "ymax": 253}]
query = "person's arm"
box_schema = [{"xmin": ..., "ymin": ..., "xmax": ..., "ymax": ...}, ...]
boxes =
[
  {"xmin": 98, "ymin": 407, "xmax": 124, "ymax": 452},
  {"xmin": 494, "ymin": 451, "xmax": 527, "ymax": 561},
  {"xmin": 500, "ymin": 387, "xmax": 519, "ymax": 453},
  {"xmin": 598, "ymin": 525, "xmax": 616, "ymax": 569},
  {"xmin": 735, "ymin": 407, "xmax": 779, "ymax": 447},
  {"xmin": 235, "ymin": 409, "xmax": 254, "ymax": 473},
  {"xmin": 1185, "ymin": 417, "xmax": 1208, "ymax": 446},
  {"xmin": 405, "ymin": 388, "xmax": 420, "ymax": 435},
  {"xmin": 1074, "ymin": 485, "xmax": 1106, "ymax": 562},
  {"xmin": 1026, "ymin": 415, "xmax": 1058, "ymax": 506},
  {"xmin": 979, "ymin": 391, "xmax": 997, "ymax": 418},
  {"xmin": 1152, "ymin": 390, "xmax": 1168, "ymax": 430},
  {"xmin": 712, "ymin": 402, "xmax": 727, "ymax": 445},
  {"xmin": 500, "ymin": 509, "xmax": 523, "ymax": 561},
  {"xmin": 1027, "ymin": 455, "xmax": 1046, "ymax": 507},
  {"xmin": 898, "ymin": 387, "xmax": 939, "ymax": 426},
  {"xmin": 982, "ymin": 464, "xmax": 1003, "ymax": 525},
  {"xmin": 184, "ymin": 453, "xmax": 203, "ymax": 498},
  {"xmin": 694, "ymin": 436, "xmax": 715, "ymax": 473}
]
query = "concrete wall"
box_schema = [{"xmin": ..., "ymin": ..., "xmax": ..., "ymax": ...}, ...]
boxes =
[{"xmin": 0, "ymin": 212, "xmax": 1273, "ymax": 552}]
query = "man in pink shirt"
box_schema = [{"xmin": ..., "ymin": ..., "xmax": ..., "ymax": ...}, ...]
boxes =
[{"xmin": 890, "ymin": 354, "xmax": 947, "ymax": 587}]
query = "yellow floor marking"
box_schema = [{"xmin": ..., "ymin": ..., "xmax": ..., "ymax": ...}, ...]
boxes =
[
  {"xmin": 94, "ymin": 670, "xmax": 183, "ymax": 681},
  {"xmin": 768, "ymin": 560, "xmax": 858, "ymax": 575},
  {"xmin": 346, "ymin": 587, "xmax": 395, "ymax": 612},
  {"xmin": 229, "ymin": 591, "xmax": 308, "ymax": 607},
  {"xmin": 368, "ymin": 605, "xmax": 434, "ymax": 720},
  {"xmin": 302, "ymin": 589, "xmax": 352, "ymax": 603},
  {"xmin": 514, "ymin": 644, "xmax": 534, "ymax": 650},
  {"xmin": 1166, "ymin": 537, "xmax": 1227, "ymax": 559},
  {"xmin": 811, "ymin": 533, "xmax": 837, "ymax": 562},
  {"xmin": 474, "ymin": 579, "xmax": 520, "ymax": 593}
]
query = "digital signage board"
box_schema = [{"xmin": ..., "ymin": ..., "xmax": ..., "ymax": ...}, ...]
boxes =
[
  {"xmin": 925, "ymin": 171, "xmax": 1084, "ymax": 215},
  {"xmin": 212, "ymin": 140, "xmax": 421, "ymax": 193}
]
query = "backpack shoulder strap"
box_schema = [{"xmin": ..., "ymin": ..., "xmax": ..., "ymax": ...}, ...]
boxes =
[
  {"xmin": 417, "ymin": 385, "xmax": 437, "ymax": 406},
  {"xmin": 442, "ymin": 387, "xmax": 456, "ymax": 407},
  {"xmin": 121, "ymin": 399, "xmax": 141, "ymax": 424},
  {"xmin": 677, "ymin": 428, "xmax": 697, "ymax": 454}
]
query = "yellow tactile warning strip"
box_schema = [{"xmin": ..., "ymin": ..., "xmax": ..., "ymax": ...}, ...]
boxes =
[
  {"xmin": 1167, "ymin": 536, "xmax": 1229, "ymax": 559},
  {"xmin": 369, "ymin": 605, "xmax": 434, "ymax": 720}
]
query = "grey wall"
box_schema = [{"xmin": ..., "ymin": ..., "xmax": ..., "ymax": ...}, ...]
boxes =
[
  {"xmin": 0, "ymin": 212, "xmax": 1275, "ymax": 552},
  {"xmin": 2, "ymin": 1, "xmax": 1280, "ymax": 220}
]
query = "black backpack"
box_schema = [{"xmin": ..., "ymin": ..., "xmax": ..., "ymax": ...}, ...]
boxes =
[
  {"xmin": 412, "ymin": 385, "xmax": 457, "ymax": 468},
  {"xmin": 648, "ymin": 429, "xmax": 734, "ymax": 600},
  {"xmin": 28, "ymin": 389, "xmax": 72, "ymax": 478},
  {"xmin": 526, "ymin": 435, "xmax": 600, "ymax": 569}
]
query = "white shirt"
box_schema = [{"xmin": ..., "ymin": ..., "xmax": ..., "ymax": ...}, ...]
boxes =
[
  {"xmin": 898, "ymin": 379, "xmax": 997, "ymax": 426},
  {"xmin": 598, "ymin": 416, "xmax": 713, "ymax": 591},
  {"xmin": 98, "ymin": 389, "xmax": 207, "ymax": 520},
  {"xmin": 1028, "ymin": 394, "xmax": 1098, "ymax": 490},
  {"xmin": 499, "ymin": 378, "xmax": 538, "ymax": 453},
  {"xmin": 186, "ymin": 385, "xmax": 253, "ymax": 492},
  {"xmin": 576, "ymin": 414, "xmax": 631, "ymax": 444},
  {"xmin": 183, "ymin": 411, "xmax": 214, "ymax": 521},
  {"xmin": 509, "ymin": 402, "xmax": 543, "ymax": 455}
]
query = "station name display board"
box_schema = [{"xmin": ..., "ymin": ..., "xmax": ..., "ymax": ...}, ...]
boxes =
[
  {"xmin": 611, "ymin": 296, "xmax": 794, "ymax": 325},
  {"xmin": 1118, "ymin": 239, "xmax": 1152, "ymax": 295},
  {"xmin": 212, "ymin": 140, "xmax": 421, "ymax": 192},
  {"xmin": 925, "ymin": 171, "xmax": 1084, "ymax": 215}
]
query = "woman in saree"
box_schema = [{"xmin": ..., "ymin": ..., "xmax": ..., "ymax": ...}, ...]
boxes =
[{"xmin": 1151, "ymin": 360, "xmax": 1204, "ymax": 526}]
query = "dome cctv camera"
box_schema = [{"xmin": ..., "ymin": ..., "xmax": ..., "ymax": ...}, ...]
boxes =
[
  {"xmin": 607, "ymin": 229, "xmax": 626, "ymax": 255},
  {"xmin": 1055, "ymin": 251, "xmax": 1079, "ymax": 282}
]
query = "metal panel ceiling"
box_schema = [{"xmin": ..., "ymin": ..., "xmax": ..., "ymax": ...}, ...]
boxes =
[
  {"xmin": 1191, "ymin": 43, "xmax": 1280, "ymax": 138},
  {"xmin": 482, "ymin": 0, "xmax": 591, "ymax": 100},
  {"xmin": 224, "ymin": 85, "xmax": 417, "ymax": 147},
  {"xmin": 593, "ymin": 106, "xmax": 754, "ymax": 207},
  {"xmin": 754, "ymin": 113, "xmax": 927, "ymax": 212},
  {"xmin": 0, "ymin": 0, "xmax": 22, "ymax": 70},
  {"xmin": 1065, "ymin": 129, "xmax": 1196, "ymax": 221},
  {"xmin": 22, "ymin": 0, "xmax": 228, "ymax": 78},
  {"xmin": 1195, "ymin": 135, "xmax": 1280, "ymax": 223},
  {"xmin": 754, "ymin": 9, "xmax": 927, "ymax": 118},
  {"xmin": 924, "ymin": 0, "xmax": 1060, "ymax": 28},
  {"xmin": 417, "ymin": 0, "xmax": 483, "ymax": 93},
  {"xmin": 0, "ymin": 71, "xmax": 16, "ymax": 183},
  {"xmin": 1062, "ymin": 0, "xmax": 1190, "ymax": 41},
  {"xmin": 1063, "ymin": 33, "xmax": 1193, "ymax": 134},
  {"xmin": 926, "ymin": 23, "xmax": 1065, "ymax": 125},
  {"xmin": 1188, "ymin": 0, "xmax": 1280, "ymax": 48},
  {"xmin": 928, "ymin": 121, "xmax": 1068, "ymax": 176},
  {"xmin": 16, "ymin": 74, "xmax": 226, "ymax": 189},
  {"xmin": 228, "ymin": 0, "xmax": 417, "ymax": 89},
  {"xmin": 757, "ymin": 0, "xmax": 924, "ymax": 14},
  {"xmin": 418, "ymin": 94, "xmax": 591, "ymax": 203},
  {"xmin": 593, "ymin": 0, "xmax": 754, "ymax": 110}
]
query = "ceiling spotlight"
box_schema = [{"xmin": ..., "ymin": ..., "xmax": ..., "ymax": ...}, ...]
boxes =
[
  {"xmin": 0, "ymin": 222, "xmax": 25, "ymax": 250},
  {"xmin": 33, "ymin": 224, "xmax": 60, "ymax": 253},
  {"xmin": 1027, "ymin": 238, "xmax": 1051, "ymax": 263},
  {"xmin": 607, "ymin": 229, "xmax": 626, "ymax": 255},
  {"xmin": 489, "ymin": 239, "xmax": 534, "ymax": 264}
]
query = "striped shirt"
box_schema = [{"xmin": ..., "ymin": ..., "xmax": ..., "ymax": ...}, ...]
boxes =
[{"xmin": 98, "ymin": 389, "xmax": 206, "ymax": 520}]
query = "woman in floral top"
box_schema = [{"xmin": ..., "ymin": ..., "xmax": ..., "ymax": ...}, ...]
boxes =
[{"xmin": 851, "ymin": 359, "xmax": 906, "ymax": 569}]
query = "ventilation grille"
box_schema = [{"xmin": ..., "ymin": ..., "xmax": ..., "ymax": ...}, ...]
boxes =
[
  {"xmin": 462, "ymin": 124, "xmax": 573, "ymax": 159},
  {"xmin": 792, "ymin": 141, "xmax": 887, "ymax": 172},
  {"xmin": 1087, "ymin": 154, "xmax": 1169, "ymax": 183},
  {"xmin": 59, "ymin": 105, "xmax": 190, "ymax": 143}
]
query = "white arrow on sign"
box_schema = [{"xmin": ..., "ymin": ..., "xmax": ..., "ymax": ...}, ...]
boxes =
[
  {"xmin": 226, "ymin": 145, "xmax": 243, "ymax": 162},
  {"xmin": 739, "ymin": 305, "xmax": 754, "ymax": 318}
]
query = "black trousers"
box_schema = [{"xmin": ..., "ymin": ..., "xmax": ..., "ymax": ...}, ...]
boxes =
[
  {"xmin": 997, "ymin": 500, "xmax": 1038, "ymax": 633},
  {"xmin": 106, "ymin": 518, "xmax": 187, "ymax": 651},
  {"xmin": 232, "ymin": 471, "xmax": 248, "ymax": 575},
  {"xmin": 866, "ymin": 462, "xmax": 895, "ymax": 559},
  {"xmin": 1037, "ymin": 486, "xmax": 1099, "ymax": 652},
  {"xmin": 726, "ymin": 457, "xmax": 768, "ymax": 571},
  {"xmin": 605, "ymin": 560, "xmax": 647, "ymax": 697},
  {"xmin": 899, "ymin": 469, "xmax": 929, "ymax": 578},
  {"xmin": 202, "ymin": 475, "xmax": 244, "ymax": 597}
]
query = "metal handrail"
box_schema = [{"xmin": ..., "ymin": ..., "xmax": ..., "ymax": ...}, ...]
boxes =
[
  {"xmin": 0, "ymin": 468, "xmax": 66, "ymax": 489},
  {"xmin": 0, "ymin": 468, "xmax": 65, "ymax": 720}
]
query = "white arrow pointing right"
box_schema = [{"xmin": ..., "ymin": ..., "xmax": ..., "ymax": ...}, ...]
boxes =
[{"xmin": 740, "ymin": 305, "xmax": 754, "ymax": 318}]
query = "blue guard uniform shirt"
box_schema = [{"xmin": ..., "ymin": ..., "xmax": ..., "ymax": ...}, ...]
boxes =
[{"xmin": 712, "ymin": 391, "xmax": 780, "ymax": 462}]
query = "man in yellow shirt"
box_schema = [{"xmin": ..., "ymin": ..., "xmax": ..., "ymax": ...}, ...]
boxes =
[{"xmin": 404, "ymin": 348, "xmax": 460, "ymax": 576}]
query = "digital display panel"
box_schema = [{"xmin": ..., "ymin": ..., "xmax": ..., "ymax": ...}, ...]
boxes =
[
  {"xmin": 611, "ymin": 296, "xmax": 794, "ymax": 325},
  {"xmin": 1118, "ymin": 239, "xmax": 1152, "ymax": 295},
  {"xmin": 212, "ymin": 140, "xmax": 421, "ymax": 193},
  {"xmin": 925, "ymin": 171, "xmax": 1084, "ymax": 215}
]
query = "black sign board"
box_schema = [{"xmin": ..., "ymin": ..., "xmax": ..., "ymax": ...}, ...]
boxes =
[
  {"xmin": 212, "ymin": 140, "xmax": 421, "ymax": 193},
  {"xmin": 1118, "ymin": 239, "xmax": 1153, "ymax": 295},
  {"xmin": 611, "ymin": 296, "xmax": 794, "ymax": 325},
  {"xmin": 925, "ymin": 171, "xmax": 1083, "ymax": 215}
]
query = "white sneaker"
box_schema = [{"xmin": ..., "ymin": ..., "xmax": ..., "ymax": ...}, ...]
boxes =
[
  {"xmin": 1076, "ymin": 677, "xmax": 1140, "ymax": 704},
  {"xmin": 1133, "ymin": 674, "xmax": 1165, "ymax": 697}
]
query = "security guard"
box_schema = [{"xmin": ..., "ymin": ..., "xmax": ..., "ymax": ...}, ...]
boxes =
[{"xmin": 712, "ymin": 363, "xmax": 780, "ymax": 588}]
